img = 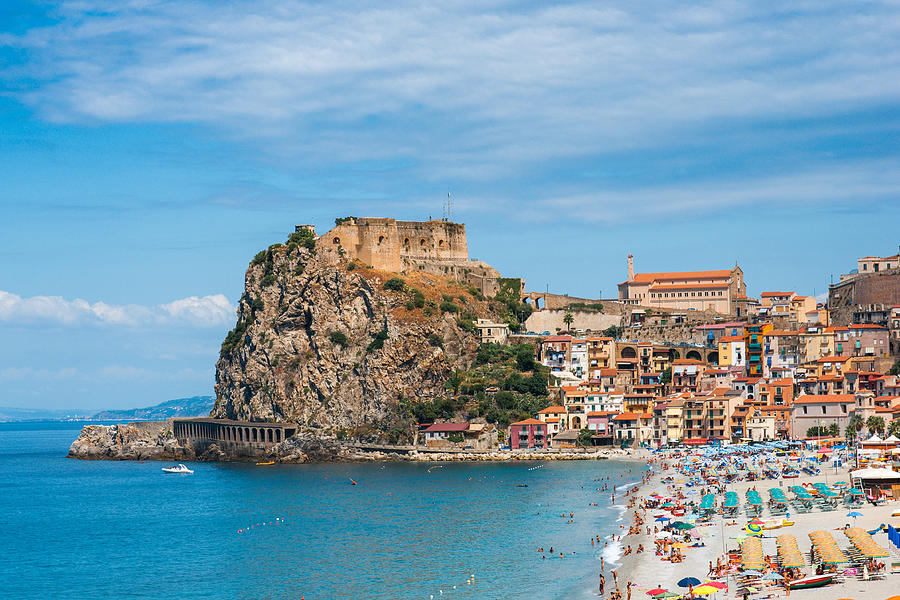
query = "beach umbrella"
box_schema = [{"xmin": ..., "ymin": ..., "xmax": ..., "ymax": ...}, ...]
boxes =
[
  {"xmin": 653, "ymin": 593, "xmax": 680, "ymax": 599},
  {"xmin": 847, "ymin": 511, "xmax": 863, "ymax": 519},
  {"xmin": 739, "ymin": 570, "xmax": 763, "ymax": 577},
  {"xmin": 673, "ymin": 522, "xmax": 696, "ymax": 530},
  {"xmin": 692, "ymin": 586, "xmax": 718, "ymax": 596},
  {"xmin": 677, "ymin": 577, "xmax": 702, "ymax": 588},
  {"xmin": 746, "ymin": 523, "xmax": 762, "ymax": 534},
  {"xmin": 702, "ymin": 582, "xmax": 727, "ymax": 590},
  {"xmin": 656, "ymin": 516, "xmax": 671, "ymax": 522},
  {"xmin": 748, "ymin": 519, "xmax": 765, "ymax": 525},
  {"xmin": 672, "ymin": 542, "xmax": 688, "ymax": 549},
  {"xmin": 647, "ymin": 589, "xmax": 669, "ymax": 596},
  {"xmin": 761, "ymin": 573, "xmax": 783, "ymax": 581}
]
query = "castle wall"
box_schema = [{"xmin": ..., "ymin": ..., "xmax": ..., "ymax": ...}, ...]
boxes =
[{"xmin": 318, "ymin": 217, "xmax": 481, "ymax": 278}]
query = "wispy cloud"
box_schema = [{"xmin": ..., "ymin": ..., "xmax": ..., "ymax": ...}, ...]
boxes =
[
  {"xmin": 0, "ymin": 291, "xmax": 234, "ymax": 328},
  {"xmin": 5, "ymin": 1, "xmax": 900, "ymax": 176}
]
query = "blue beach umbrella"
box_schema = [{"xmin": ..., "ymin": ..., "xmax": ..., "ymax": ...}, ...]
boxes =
[
  {"xmin": 677, "ymin": 577, "xmax": 702, "ymax": 588},
  {"xmin": 847, "ymin": 511, "xmax": 863, "ymax": 518},
  {"xmin": 656, "ymin": 516, "xmax": 671, "ymax": 522}
]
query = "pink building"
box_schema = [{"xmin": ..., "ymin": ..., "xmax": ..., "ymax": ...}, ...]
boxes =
[{"xmin": 509, "ymin": 418, "xmax": 546, "ymax": 449}]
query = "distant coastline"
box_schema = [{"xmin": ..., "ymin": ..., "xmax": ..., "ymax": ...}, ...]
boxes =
[{"xmin": 0, "ymin": 395, "xmax": 214, "ymax": 423}]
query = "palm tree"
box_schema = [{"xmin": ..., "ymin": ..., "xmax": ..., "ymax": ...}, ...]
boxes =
[
  {"xmin": 888, "ymin": 419, "xmax": 900, "ymax": 439},
  {"xmin": 846, "ymin": 414, "xmax": 864, "ymax": 443},
  {"xmin": 866, "ymin": 415, "xmax": 886, "ymax": 437},
  {"xmin": 562, "ymin": 312, "xmax": 574, "ymax": 333}
]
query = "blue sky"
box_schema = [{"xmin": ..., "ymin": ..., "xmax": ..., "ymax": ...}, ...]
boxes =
[{"xmin": 2, "ymin": 1, "xmax": 900, "ymax": 410}]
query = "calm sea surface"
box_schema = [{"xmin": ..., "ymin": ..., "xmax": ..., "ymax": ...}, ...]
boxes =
[{"xmin": 0, "ymin": 422, "xmax": 648, "ymax": 600}]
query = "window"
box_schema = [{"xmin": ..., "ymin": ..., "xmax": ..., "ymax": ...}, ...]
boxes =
[{"xmin": 803, "ymin": 406, "xmax": 808, "ymax": 414}]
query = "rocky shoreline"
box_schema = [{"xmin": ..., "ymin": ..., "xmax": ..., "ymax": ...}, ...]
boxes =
[{"xmin": 67, "ymin": 421, "xmax": 639, "ymax": 463}]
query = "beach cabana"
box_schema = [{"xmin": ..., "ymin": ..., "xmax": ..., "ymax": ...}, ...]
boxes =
[
  {"xmin": 741, "ymin": 536, "xmax": 766, "ymax": 571},
  {"xmin": 843, "ymin": 527, "xmax": 889, "ymax": 559},
  {"xmin": 775, "ymin": 534, "xmax": 805, "ymax": 568},
  {"xmin": 808, "ymin": 530, "xmax": 849, "ymax": 565}
]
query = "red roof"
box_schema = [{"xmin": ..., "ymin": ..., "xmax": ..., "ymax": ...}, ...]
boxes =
[
  {"xmin": 510, "ymin": 418, "xmax": 543, "ymax": 426},
  {"xmin": 817, "ymin": 356, "xmax": 852, "ymax": 363},
  {"xmin": 649, "ymin": 282, "xmax": 730, "ymax": 291},
  {"xmin": 612, "ymin": 412, "xmax": 651, "ymax": 421},
  {"xmin": 628, "ymin": 269, "xmax": 734, "ymax": 283},
  {"xmin": 424, "ymin": 423, "xmax": 469, "ymax": 432},
  {"xmin": 538, "ymin": 406, "xmax": 567, "ymax": 414},
  {"xmin": 761, "ymin": 291, "xmax": 794, "ymax": 297},
  {"xmin": 794, "ymin": 394, "xmax": 854, "ymax": 404},
  {"xmin": 542, "ymin": 335, "xmax": 573, "ymax": 343}
]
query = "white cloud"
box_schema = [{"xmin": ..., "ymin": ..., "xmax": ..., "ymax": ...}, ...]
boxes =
[
  {"xmin": 5, "ymin": 0, "xmax": 900, "ymax": 177},
  {"xmin": 0, "ymin": 291, "xmax": 234, "ymax": 328}
]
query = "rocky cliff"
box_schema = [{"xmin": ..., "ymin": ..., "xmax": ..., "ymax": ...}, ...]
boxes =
[{"xmin": 211, "ymin": 235, "xmax": 504, "ymax": 442}]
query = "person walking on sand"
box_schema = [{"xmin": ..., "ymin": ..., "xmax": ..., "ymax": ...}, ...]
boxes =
[
  {"xmin": 599, "ymin": 574, "xmax": 606, "ymax": 594},
  {"xmin": 626, "ymin": 581, "xmax": 632, "ymax": 600}
]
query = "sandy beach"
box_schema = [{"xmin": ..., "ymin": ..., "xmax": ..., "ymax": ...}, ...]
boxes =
[{"xmin": 605, "ymin": 456, "xmax": 899, "ymax": 600}]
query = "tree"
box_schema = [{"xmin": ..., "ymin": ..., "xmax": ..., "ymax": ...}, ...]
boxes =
[
  {"xmin": 806, "ymin": 426, "xmax": 829, "ymax": 438},
  {"xmin": 828, "ymin": 423, "xmax": 840, "ymax": 437},
  {"xmin": 867, "ymin": 415, "xmax": 886, "ymax": 437},
  {"xmin": 577, "ymin": 428, "xmax": 594, "ymax": 447},
  {"xmin": 889, "ymin": 358, "xmax": 900, "ymax": 376},
  {"xmin": 515, "ymin": 344, "xmax": 535, "ymax": 372},
  {"xmin": 888, "ymin": 419, "xmax": 900, "ymax": 438},
  {"xmin": 846, "ymin": 414, "xmax": 864, "ymax": 442},
  {"xmin": 660, "ymin": 367, "xmax": 672, "ymax": 385},
  {"xmin": 602, "ymin": 325, "xmax": 624, "ymax": 339},
  {"xmin": 563, "ymin": 312, "xmax": 574, "ymax": 332}
]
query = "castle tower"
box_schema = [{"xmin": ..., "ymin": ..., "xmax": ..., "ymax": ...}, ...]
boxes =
[{"xmin": 627, "ymin": 254, "xmax": 634, "ymax": 281}]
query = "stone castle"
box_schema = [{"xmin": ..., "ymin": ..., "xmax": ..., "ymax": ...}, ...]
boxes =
[{"xmin": 297, "ymin": 218, "xmax": 506, "ymax": 295}]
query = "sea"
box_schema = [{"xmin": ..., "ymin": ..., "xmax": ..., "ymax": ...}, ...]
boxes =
[{"xmin": 0, "ymin": 422, "xmax": 648, "ymax": 600}]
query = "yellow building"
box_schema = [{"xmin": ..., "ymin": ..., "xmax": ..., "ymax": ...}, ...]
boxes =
[{"xmin": 717, "ymin": 335, "xmax": 746, "ymax": 367}]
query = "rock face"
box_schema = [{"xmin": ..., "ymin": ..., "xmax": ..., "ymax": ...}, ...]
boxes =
[
  {"xmin": 212, "ymin": 240, "xmax": 500, "ymax": 441},
  {"xmin": 67, "ymin": 421, "xmax": 187, "ymax": 461}
]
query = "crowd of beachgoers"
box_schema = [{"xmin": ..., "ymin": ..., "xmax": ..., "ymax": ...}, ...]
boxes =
[{"xmin": 589, "ymin": 444, "xmax": 900, "ymax": 600}]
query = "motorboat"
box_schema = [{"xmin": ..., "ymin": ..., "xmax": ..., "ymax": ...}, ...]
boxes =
[
  {"xmin": 788, "ymin": 574, "xmax": 832, "ymax": 590},
  {"xmin": 162, "ymin": 464, "xmax": 194, "ymax": 474}
]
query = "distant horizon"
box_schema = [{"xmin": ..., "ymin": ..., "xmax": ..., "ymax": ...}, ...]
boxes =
[{"xmin": 3, "ymin": 1, "xmax": 900, "ymax": 409}]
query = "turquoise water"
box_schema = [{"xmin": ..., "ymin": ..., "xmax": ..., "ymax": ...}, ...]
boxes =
[{"xmin": 0, "ymin": 422, "xmax": 647, "ymax": 599}]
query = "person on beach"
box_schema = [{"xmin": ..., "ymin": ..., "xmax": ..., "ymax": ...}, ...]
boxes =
[{"xmin": 599, "ymin": 574, "xmax": 605, "ymax": 594}]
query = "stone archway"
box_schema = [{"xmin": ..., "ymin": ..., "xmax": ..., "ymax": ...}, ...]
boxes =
[
  {"xmin": 686, "ymin": 350, "xmax": 702, "ymax": 361},
  {"xmin": 707, "ymin": 351, "xmax": 719, "ymax": 365}
]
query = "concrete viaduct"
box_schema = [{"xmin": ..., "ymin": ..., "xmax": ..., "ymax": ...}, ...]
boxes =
[{"xmin": 173, "ymin": 418, "xmax": 297, "ymax": 457}]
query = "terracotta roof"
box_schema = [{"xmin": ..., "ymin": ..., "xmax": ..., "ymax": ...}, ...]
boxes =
[
  {"xmin": 649, "ymin": 283, "xmax": 730, "ymax": 291},
  {"xmin": 719, "ymin": 336, "xmax": 744, "ymax": 342},
  {"xmin": 612, "ymin": 412, "xmax": 651, "ymax": 421},
  {"xmin": 761, "ymin": 291, "xmax": 794, "ymax": 297},
  {"xmin": 545, "ymin": 417, "xmax": 561, "ymax": 423},
  {"xmin": 588, "ymin": 410, "xmax": 618, "ymax": 417},
  {"xmin": 817, "ymin": 355, "xmax": 852, "ymax": 363},
  {"xmin": 794, "ymin": 394, "xmax": 855, "ymax": 404},
  {"xmin": 628, "ymin": 269, "xmax": 734, "ymax": 283},
  {"xmin": 673, "ymin": 359, "xmax": 706, "ymax": 365},
  {"xmin": 510, "ymin": 418, "xmax": 543, "ymax": 426},
  {"xmin": 848, "ymin": 324, "xmax": 888, "ymax": 330},
  {"xmin": 538, "ymin": 406, "xmax": 567, "ymax": 414},
  {"xmin": 543, "ymin": 335, "xmax": 573, "ymax": 343},
  {"xmin": 599, "ymin": 369, "xmax": 618, "ymax": 377},
  {"xmin": 424, "ymin": 423, "xmax": 469, "ymax": 432}
]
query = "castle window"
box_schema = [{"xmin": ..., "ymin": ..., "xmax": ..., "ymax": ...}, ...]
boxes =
[
  {"xmin": 332, "ymin": 237, "xmax": 340, "ymax": 245},
  {"xmin": 438, "ymin": 239, "xmax": 444, "ymax": 247},
  {"xmin": 378, "ymin": 235, "xmax": 385, "ymax": 245},
  {"xmin": 420, "ymin": 239, "xmax": 426, "ymax": 247},
  {"xmin": 403, "ymin": 238, "xmax": 410, "ymax": 247}
]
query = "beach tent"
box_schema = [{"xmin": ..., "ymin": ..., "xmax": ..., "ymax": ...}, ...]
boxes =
[{"xmin": 850, "ymin": 468, "xmax": 900, "ymax": 480}]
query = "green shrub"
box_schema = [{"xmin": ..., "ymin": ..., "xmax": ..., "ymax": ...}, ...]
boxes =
[
  {"xmin": 367, "ymin": 328, "xmax": 389, "ymax": 352},
  {"xmin": 440, "ymin": 301, "xmax": 460, "ymax": 313},
  {"xmin": 220, "ymin": 321, "xmax": 248, "ymax": 355},
  {"xmin": 287, "ymin": 229, "xmax": 316, "ymax": 250},
  {"xmin": 250, "ymin": 297, "xmax": 264, "ymax": 313},
  {"xmin": 457, "ymin": 317, "xmax": 476, "ymax": 333},
  {"xmin": 405, "ymin": 299, "xmax": 416, "ymax": 310},
  {"xmin": 383, "ymin": 277, "xmax": 406, "ymax": 292},
  {"xmin": 260, "ymin": 274, "xmax": 276, "ymax": 287},
  {"xmin": 251, "ymin": 250, "xmax": 267, "ymax": 265},
  {"xmin": 442, "ymin": 294, "xmax": 454, "ymax": 303},
  {"xmin": 412, "ymin": 289, "xmax": 426, "ymax": 308},
  {"xmin": 427, "ymin": 333, "xmax": 444, "ymax": 347},
  {"xmin": 329, "ymin": 331, "xmax": 349, "ymax": 347},
  {"xmin": 346, "ymin": 262, "xmax": 356, "ymax": 271}
]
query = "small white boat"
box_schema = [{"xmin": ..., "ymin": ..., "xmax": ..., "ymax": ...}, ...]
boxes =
[{"xmin": 161, "ymin": 464, "xmax": 194, "ymax": 474}]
